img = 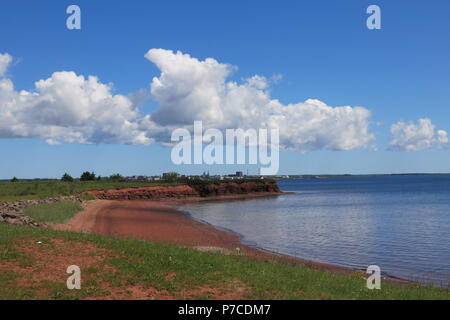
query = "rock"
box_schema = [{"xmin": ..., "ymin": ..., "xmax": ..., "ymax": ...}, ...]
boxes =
[{"xmin": 0, "ymin": 211, "xmax": 47, "ymax": 227}]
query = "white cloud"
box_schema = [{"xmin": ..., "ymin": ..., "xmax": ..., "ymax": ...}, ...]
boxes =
[
  {"xmin": 0, "ymin": 70, "xmax": 151, "ymax": 145},
  {"xmin": 45, "ymin": 138, "xmax": 61, "ymax": 145},
  {"xmin": 143, "ymin": 49, "xmax": 374, "ymax": 151},
  {"xmin": 437, "ymin": 130, "xmax": 448, "ymax": 144},
  {"xmin": 389, "ymin": 118, "xmax": 448, "ymax": 151},
  {"xmin": 0, "ymin": 49, "xmax": 376, "ymax": 151},
  {"xmin": 271, "ymin": 73, "xmax": 283, "ymax": 84},
  {"xmin": 0, "ymin": 53, "xmax": 12, "ymax": 77}
]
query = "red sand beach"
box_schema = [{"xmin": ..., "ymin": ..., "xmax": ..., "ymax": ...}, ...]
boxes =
[{"xmin": 56, "ymin": 195, "xmax": 372, "ymax": 279}]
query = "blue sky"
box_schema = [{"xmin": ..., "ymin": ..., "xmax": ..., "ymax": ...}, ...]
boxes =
[{"xmin": 1, "ymin": 0, "xmax": 450, "ymax": 178}]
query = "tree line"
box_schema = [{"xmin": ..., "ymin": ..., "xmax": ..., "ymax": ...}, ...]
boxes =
[
  {"xmin": 9, "ymin": 172, "xmax": 127, "ymax": 183},
  {"xmin": 61, "ymin": 172, "xmax": 126, "ymax": 182}
]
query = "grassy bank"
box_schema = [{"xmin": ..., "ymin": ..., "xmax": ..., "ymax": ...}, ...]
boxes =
[
  {"xmin": 0, "ymin": 179, "xmax": 276, "ymax": 203},
  {"xmin": 0, "ymin": 223, "xmax": 448, "ymax": 300},
  {"xmin": 0, "ymin": 180, "xmax": 184, "ymax": 202},
  {"xmin": 23, "ymin": 201, "xmax": 84, "ymax": 223}
]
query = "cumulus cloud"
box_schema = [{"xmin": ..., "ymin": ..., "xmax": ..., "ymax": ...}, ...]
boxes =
[
  {"xmin": 437, "ymin": 130, "xmax": 448, "ymax": 144},
  {"xmin": 0, "ymin": 68, "xmax": 151, "ymax": 145},
  {"xmin": 389, "ymin": 118, "xmax": 448, "ymax": 151},
  {"xmin": 142, "ymin": 49, "xmax": 374, "ymax": 151},
  {"xmin": 0, "ymin": 53, "xmax": 12, "ymax": 77},
  {"xmin": 0, "ymin": 49, "xmax": 375, "ymax": 151},
  {"xmin": 45, "ymin": 138, "xmax": 61, "ymax": 145}
]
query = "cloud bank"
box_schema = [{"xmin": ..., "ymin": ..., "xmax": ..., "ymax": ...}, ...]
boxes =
[
  {"xmin": 142, "ymin": 49, "xmax": 374, "ymax": 151},
  {"xmin": 389, "ymin": 118, "xmax": 448, "ymax": 151},
  {"xmin": 0, "ymin": 70, "xmax": 150, "ymax": 145},
  {"xmin": 0, "ymin": 49, "xmax": 446, "ymax": 153}
]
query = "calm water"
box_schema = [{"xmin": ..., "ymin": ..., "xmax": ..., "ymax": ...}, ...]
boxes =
[{"xmin": 184, "ymin": 175, "xmax": 450, "ymax": 287}]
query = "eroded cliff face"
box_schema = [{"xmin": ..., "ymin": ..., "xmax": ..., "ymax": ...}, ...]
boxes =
[
  {"xmin": 87, "ymin": 181, "xmax": 281, "ymax": 201},
  {"xmin": 191, "ymin": 181, "xmax": 281, "ymax": 197},
  {"xmin": 88, "ymin": 185, "xmax": 198, "ymax": 200}
]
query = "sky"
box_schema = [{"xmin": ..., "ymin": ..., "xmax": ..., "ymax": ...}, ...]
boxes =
[{"xmin": 1, "ymin": 0, "xmax": 450, "ymax": 178}]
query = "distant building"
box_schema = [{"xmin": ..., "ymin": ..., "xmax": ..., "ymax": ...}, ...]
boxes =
[
  {"xmin": 128, "ymin": 175, "xmax": 147, "ymax": 181},
  {"xmin": 210, "ymin": 175, "xmax": 225, "ymax": 181},
  {"xmin": 162, "ymin": 172, "xmax": 181, "ymax": 179},
  {"xmin": 235, "ymin": 171, "xmax": 244, "ymax": 178}
]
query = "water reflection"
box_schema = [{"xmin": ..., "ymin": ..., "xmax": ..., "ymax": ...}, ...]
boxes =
[{"xmin": 184, "ymin": 176, "xmax": 450, "ymax": 287}]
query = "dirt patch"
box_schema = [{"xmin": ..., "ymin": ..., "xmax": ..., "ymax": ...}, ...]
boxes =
[
  {"xmin": 53, "ymin": 200, "xmax": 115, "ymax": 233},
  {"xmin": 176, "ymin": 279, "xmax": 251, "ymax": 300},
  {"xmin": 193, "ymin": 246, "xmax": 234, "ymax": 255},
  {"xmin": 1, "ymin": 238, "xmax": 253, "ymax": 300},
  {"xmin": 0, "ymin": 239, "xmax": 116, "ymax": 295},
  {"xmin": 165, "ymin": 272, "xmax": 177, "ymax": 281}
]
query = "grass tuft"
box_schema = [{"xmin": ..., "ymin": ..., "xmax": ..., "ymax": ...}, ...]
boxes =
[{"xmin": 23, "ymin": 201, "xmax": 83, "ymax": 223}]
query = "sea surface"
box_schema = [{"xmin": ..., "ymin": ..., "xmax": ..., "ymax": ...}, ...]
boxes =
[{"xmin": 184, "ymin": 175, "xmax": 450, "ymax": 287}]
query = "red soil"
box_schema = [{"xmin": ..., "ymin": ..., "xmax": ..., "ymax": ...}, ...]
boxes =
[
  {"xmin": 91, "ymin": 200, "xmax": 243, "ymax": 248},
  {"xmin": 87, "ymin": 181, "xmax": 281, "ymax": 200},
  {"xmin": 58, "ymin": 197, "xmax": 364, "ymax": 278},
  {"xmin": 3, "ymin": 238, "xmax": 249, "ymax": 299}
]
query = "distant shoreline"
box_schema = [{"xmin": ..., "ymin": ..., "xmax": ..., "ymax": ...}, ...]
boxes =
[
  {"xmin": 4, "ymin": 172, "xmax": 450, "ymax": 182},
  {"xmin": 276, "ymin": 173, "xmax": 450, "ymax": 179}
]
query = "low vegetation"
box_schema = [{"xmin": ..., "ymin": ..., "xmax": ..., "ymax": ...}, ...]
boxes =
[
  {"xmin": 23, "ymin": 201, "xmax": 84, "ymax": 223},
  {"xmin": 0, "ymin": 178, "xmax": 275, "ymax": 203},
  {"xmin": 0, "ymin": 180, "xmax": 184, "ymax": 203},
  {"xmin": 0, "ymin": 223, "xmax": 448, "ymax": 300}
]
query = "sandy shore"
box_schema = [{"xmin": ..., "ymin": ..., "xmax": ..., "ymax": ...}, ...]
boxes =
[{"xmin": 55, "ymin": 195, "xmax": 402, "ymax": 281}]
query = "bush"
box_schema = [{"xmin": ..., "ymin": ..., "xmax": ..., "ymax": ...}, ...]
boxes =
[
  {"xmin": 109, "ymin": 174, "xmax": 125, "ymax": 182},
  {"xmin": 162, "ymin": 172, "xmax": 181, "ymax": 182},
  {"xmin": 80, "ymin": 171, "xmax": 96, "ymax": 181},
  {"xmin": 61, "ymin": 173, "xmax": 74, "ymax": 182},
  {"xmin": 10, "ymin": 177, "xmax": 19, "ymax": 182}
]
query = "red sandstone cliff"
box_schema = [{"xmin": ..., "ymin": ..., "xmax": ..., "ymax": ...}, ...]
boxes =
[
  {"xmin": 87, "ymin": 181, "xmax": 281, "ymax": 201},
  {"xmin": 191, "ymin": 181, "xmax": 280, "ymax": 197}
]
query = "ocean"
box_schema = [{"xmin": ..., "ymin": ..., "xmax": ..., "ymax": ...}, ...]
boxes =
[{"xmin": 184, "ymin": 175, "xmax": 450, "ymax": 287}]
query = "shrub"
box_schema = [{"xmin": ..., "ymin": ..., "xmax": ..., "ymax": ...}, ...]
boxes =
[
  {"xmin": 109, "ymin": 174, "xmax": 125, "ymax": 182},
  {"xmin": 80, "ymin": 171, "xmax": 96, "ymax": 181},
  {"xmin": 162, "ymin": 172, "xmax": 181, "ymax": 182},
  {"xmin": 61, "ymin": 173, "xmax": 74, "ymax": 182}
]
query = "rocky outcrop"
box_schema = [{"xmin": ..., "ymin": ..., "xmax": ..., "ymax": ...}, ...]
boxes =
[
  {"xmin": 88, "ymin": 181, "xmax": 281, "ymax": 201},
  {"xmin": 89, "ymin": 185, "xmax": 200, "ymax": 200},
  {"xmin": 0, "ymin": 212, "xmax": 45, "ymax": 228},
  {"xmin": 191, "ymin": 181, "xmax": 281, "ymax": 197},
  {"xmin": 0, "ymin": 196, "xmax": 82, "ymax": 228}
]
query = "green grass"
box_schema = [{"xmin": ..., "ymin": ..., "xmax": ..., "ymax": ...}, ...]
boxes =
[
  {"xmin": 0, "ymin": 180, "xmax": 184, "ymax": 202},
  {"xmin": 23, "ymin": 201, "xmax": 84, "ymax": 223},
  {"xmin": 0, "ymin": 223, "xmax": 448, "ymax": 300}
]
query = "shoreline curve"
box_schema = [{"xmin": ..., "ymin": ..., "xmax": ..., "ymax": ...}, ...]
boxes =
[{"xmin": 55, "ymin": 195, "xmax": 410, "ymax": 285}]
